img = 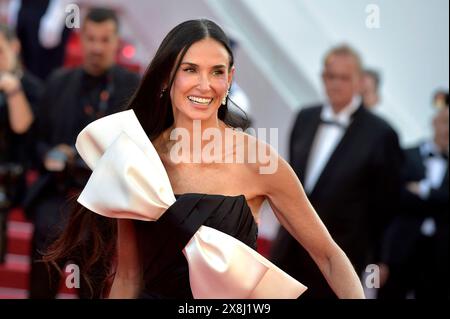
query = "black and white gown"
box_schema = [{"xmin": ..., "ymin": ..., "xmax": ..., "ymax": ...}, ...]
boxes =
[{"xmin": 75, "ymin": 110, "xmax": 307, "ymax": 299}]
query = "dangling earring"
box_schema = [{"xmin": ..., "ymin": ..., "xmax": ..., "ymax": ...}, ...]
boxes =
[
  {"xmin": 160, "ymin": 88, "xmax": 167, "ymax": 98},
  {"xmin": 222, "ymin": 89, "xmax": 230, "ymax": 105}
]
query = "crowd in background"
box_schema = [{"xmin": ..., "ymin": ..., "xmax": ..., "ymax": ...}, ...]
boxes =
[{"xmin": 0, "ymin": 1, "xmax": 448, "ymax": 299}]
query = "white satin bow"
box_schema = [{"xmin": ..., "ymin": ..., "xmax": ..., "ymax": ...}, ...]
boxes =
[{"xmin": 76, "ymin": 110, "xmax": 307, "ymax": 299}]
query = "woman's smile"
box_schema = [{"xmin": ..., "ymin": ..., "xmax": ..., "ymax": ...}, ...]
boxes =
[{"xmin": 187, "ymin": 95, "xmax": 213, "ymax": 108}]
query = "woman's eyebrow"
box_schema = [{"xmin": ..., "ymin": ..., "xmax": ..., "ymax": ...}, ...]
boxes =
[
  {"xmin": 181, "ymin": 62, "xmax": 226, "ymax": 69},
  {"xmin": 180, "ymin": 62, "xmax": 197, "ymax": 67}
]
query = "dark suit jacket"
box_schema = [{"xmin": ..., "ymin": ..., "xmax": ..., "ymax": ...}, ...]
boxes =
[
  {"xmin": 381, "ymin": 145, "xmax": 449, "ymax": 267},
  {"xmin": 271, "ymin": 103, "xmax": 403, "ymax": 298},
  {"xmin": 35, "ymin": 65, "xmax": 140, "ymax": 160},
  {"xmin": 23, "ymin": 65, "xmax": 140, "ymax": 212}
]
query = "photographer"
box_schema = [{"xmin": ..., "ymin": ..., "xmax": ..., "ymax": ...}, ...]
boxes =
[{"xmin": 0, "ymin": 24, "xmax": 43, "ymax": 263}]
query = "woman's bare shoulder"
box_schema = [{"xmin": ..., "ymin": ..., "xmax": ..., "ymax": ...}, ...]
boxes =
[{"xmin": 230, "ymin": 129, "xmax": 281, "ymax": 177}]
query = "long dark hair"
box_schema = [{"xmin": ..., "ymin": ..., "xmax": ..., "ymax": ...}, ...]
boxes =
[{"xmin": 44, "ymin": 19, "xmax": 247, "ymax": 298}]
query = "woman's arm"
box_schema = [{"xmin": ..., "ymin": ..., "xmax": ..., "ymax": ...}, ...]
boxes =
[
  {"xmin": 0, "ymin": 73, "xmax": 34, "ymax": 134},
  {"xmin": 108, "ymin": 219, "xmax": 142, "ymax": 299},
  {"xmin": 255, "ymin": 145, "xmax": 365, "ymax": 299}
]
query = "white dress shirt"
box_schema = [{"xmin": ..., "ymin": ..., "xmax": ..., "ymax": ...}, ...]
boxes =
[
  {"xmin": 303, "ymin": 96, "xmax": 362, "ymax": 194},
  {"xmin": 418, "ymin": 141, "xmax": 448, "ymax": 199},
  {"xmin": 417, "ymin": 141, "xmax": 448, "ymax": 237}
]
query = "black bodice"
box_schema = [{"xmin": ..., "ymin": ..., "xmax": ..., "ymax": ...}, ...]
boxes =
[{"xmin": 134, "ymin": 193, "xmax": 258, "ymax": 299}]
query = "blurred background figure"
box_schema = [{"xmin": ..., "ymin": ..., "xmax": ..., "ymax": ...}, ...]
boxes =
[
  {"xmin": 228, "ymin": 81, "xmax": 252, "ymax": 128},
  {"xmin": 379, "ymin": 91, "xmax": 449, "ymax": 299},
  {"xmin": 361, "ymin": 68, "xmax": 381, "ymax": 110},
  {"xmin": 7, "ymin": 0, "xmax": 71, "ymax": 80},
  {"xmin": 23, "ymin": 7, "xmax": 139, "ymax": 299},
  {"xmin": 433, "ymin": 89, "xmax": 448, "ymax": 111},
  {"xmin": 0, "ymin": 24, "xmax": 42, "ymax": 264},
  {"xmin": 270, "ymin": 45, "xmax": 403, "ymax": 299},
  {"xmin": 226, "ymin": 37, "xmax": 252, "ymax": 128}
]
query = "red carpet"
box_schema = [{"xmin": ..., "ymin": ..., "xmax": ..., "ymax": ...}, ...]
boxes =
[{"xmin": 0, "ymin": 208, "xmax": 77, "ymax": 299}]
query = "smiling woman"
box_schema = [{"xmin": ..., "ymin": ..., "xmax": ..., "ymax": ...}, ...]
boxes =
[
  {"xmin": 170, "ymin": 38, "xmax": 233, "ymax": 123},
  {"xmin": 44, "ymin": 19, "xmax": 365, "ymax": 300}
]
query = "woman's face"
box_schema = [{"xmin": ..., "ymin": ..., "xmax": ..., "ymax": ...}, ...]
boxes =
[{"xmin": 170, "ymin": 38, "xmax": 234, "ymax": 123}]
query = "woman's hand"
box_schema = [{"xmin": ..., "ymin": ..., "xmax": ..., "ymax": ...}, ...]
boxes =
[{"xmin": 0, "ymin": 72, "xmax": 21, "ymax": 94}]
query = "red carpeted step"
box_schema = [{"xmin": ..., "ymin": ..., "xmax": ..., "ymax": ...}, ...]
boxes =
[
  {"xmin": 0, "ymin": 287, "xmax": 78, "ymax": 299},
  {"xmin": 6, "ymin": 221, "xmax": 33, "ymax": 256},
  {"xmin": 8, "ymin": 208, "xmax": 28, "ymax": 223},
  {"xmin": 0, "ymin": 253, "xmax": 78, "ymax": 298},
  {"xmin": 1, "ymin": 207, "xmax": 78, "ymax": 298},
  {"xmin": 0, "ymin": 287, "xmax": 27, "ymax": 299},
  {"xmin": 0, "ymin": 254, "xmax": 29, "ymax": 290}
]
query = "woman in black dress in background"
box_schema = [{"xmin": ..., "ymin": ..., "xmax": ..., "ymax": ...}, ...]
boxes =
[{"xmin": 45, "ymin": 19, "xmax": 364, "ymax": 299}]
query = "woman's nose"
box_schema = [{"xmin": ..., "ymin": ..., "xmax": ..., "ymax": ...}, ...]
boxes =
[{"xmin": 197, "ymin": 73, "xmax": 211, "ymax": 91}]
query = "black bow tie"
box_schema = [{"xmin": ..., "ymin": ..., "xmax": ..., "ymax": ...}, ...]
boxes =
[
  {"xmin": 427, "ymin": 151, "xmax": 449, "ymax": 160},
  {"xmin": 320, "ymin": 119, "xmax": 346, "ymax": 129}
]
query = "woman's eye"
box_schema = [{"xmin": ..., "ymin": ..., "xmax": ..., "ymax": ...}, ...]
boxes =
[
  {"xmin": 213, "ymin": 70, "xmax": 225, "ymax": 76},
  {"xmin": 183, "ymin": 68, "xmax": 195, "ymax": 73}
]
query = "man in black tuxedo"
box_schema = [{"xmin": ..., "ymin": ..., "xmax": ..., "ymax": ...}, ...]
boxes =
[
  {"xmin": 378, "ymin": 96, "xmax": 449, "ymax": 299},
  {"xmin": 25, "ymin": 8, "xmax": 140, "ymax": 299},
  {"xmin": 270, "ymin": 45, "xmax": 403, "ymax": 298}
]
